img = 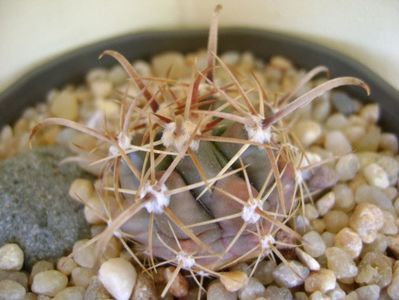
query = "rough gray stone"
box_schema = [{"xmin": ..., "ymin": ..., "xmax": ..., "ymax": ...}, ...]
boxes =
[{"xmin": 0, "ymin": 146, "xmax": 90, "ymax": 269}]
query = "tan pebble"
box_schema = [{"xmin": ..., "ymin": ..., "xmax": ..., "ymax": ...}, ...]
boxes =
[
  {"xmin": 50, "ymin": 91, "xmax": 78, "ymax": 120},
  {"xmin": 363, "ymin": 163, "xmax": 390, "ymax": 189},
  {"xmin": 103, "ymin": 237, "xmax": 123, "ymax": 259},
  {"xmin": 326, "ymin": 113, "xmax": 349, "ymax": 129},
  {"xmin": 131, "ymin": 273, "xmax": 158, "ymax": 300},
  {"xmin": 304, "ymin": 204, "xmax": 319, "ymax": 221},
  {"xmin": 321, "ymin": 232, "xmax": 336, "ymax": 248},
  {"xmin": 294, "ymin": 291, "xmax": 308, "ymax": 300},
  {"xmin": 355, "ymin": 251, "xmax": 392, "ymax": 288},
  {"xmin": 109, "ymin": 65, "xmax": 127, "ymax": 85},
  {"xmin": 24, "ymin": 292, "xmax": 37, "ymax": 300},
  {"xmin": 56, "ymin": 256, "xmax": 77, "ymax": 276},
  {"xmin": 303, "ymin": 231, "xmax": 326, "ymax": 258},
  {"xmin": 312, "ymin": 94, "xmax": 330, "ymax": 122},
  {"xmin": 270, "ymin": 55, "xmax": 292, "ymax": 70},
  {"xmin": 349, "ymin": 203, "xmax": 384, "ymax": 243},
  {"xmin": 86, "ymin": 68, "xmax": 108, "ymax": 82},
  {"xmin": 387, "ymin": 275, "xmax": 399, "ymax": 300},
  {"xmin": 53, "ymin": 286, "xmax": 85, "ymax": 300},
  {"xmin": 72, "ymin": 239, "xmax": 97, "ymax": 268},
  {"xmin": 90, "ymin": 80, "xmax": 113, "ymax": 98},
  {"xmin": 71, "ymin": 267, "xmax": 95, "ymax": 288},
  {"xmin": 0, "ymin": 279, "xmax": 26, "ymax": 300},
  {"xmin": 30, "ymin": 261, "xmax": 54, "ymax": 284},
  {"xmin": 335, "ymin": 154, "xmax": 360, "ymax": 181},
  {"xmin": 295, "ymin": 248, "xmax": 320, "ymax": 271},
  {"xmin": 220, "ymin": 271, "xmax": 248, "ymax": 292},
  {"xmin": 316, "ymin": 192, "xmax": 335, "ymax": 216},
  {"xmin": 152, "ymin": 52, "xmax": 189, "ymax": 79},
  {"xmin": 37, "ymin": 295, "xmax": 51, "ymax": 300},
  {"xmin": 344, "ymin": 125, "xmax": 365, "ymax": 143},
  {"xmin": 324, "ymin": 210, "xmax": 348, "ymax": 233},
  {"xmin": 360, "ymin": 103, "xmax": 380, "ymax": 123},
  {"xmin": 163, "ymin": 266, "xmax": 188, "ymax": 298},
  {"xmin": 264, "ymin": 285, "xmax": 293, "ymax": 299},
  {"xmin": 354, "ymin": 125, "xmax": 381, "ymax": 152},
  {"xmin": 31, "ymin": 270, "xmax": 68, "ymax": 297},
  {"xmin": 238, "ymin": 277, "xmax": 265, "ymax": 300},
  {"xmin": 0, "ymin": 244, "xmax": 24, "ymax": 271},
  {"xmin": 382, "ymin": 210, "xmax": 398, "ymax": 235},
  {"xmin": 293, "ymin": 120, "xmax": 322, "ymax": 147},
  {"xmin": 309, "ymin": 291, "xmax": 329, "ymax": 300},
  {"xmin": 68, "ymin": 178, "xmax": 94, "ymax": 202},
  {"xmin": 388, "ymin": 236, "xmax": 399, "ymax": 258},
  {"xmin": 334, "ymin": 228, "xmax": 362, "ymax": 258},
  {"xmin": 325, "ymin": 247, "xmax": 358, "ymax": 280},
  {"xmin": 99, "ymin": 258, "xmax": 136, "ymax": 300},
  {"xmin": 305, "ymin": 268, "xmax": 336, "ymax": 293},
  {"xmin": 311, "ymin": 219, "xmax": 326, "ymax": 234}
]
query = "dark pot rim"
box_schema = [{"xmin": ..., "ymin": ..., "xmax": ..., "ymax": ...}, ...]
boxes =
[{"xmin": 1, "ymin": 27, "xmax": 398, "ymax": 134}]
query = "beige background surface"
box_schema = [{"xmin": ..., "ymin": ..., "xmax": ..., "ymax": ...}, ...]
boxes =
[{"xmin": 1, "ymin": 0, "xmax": 398, "ymax": 91}]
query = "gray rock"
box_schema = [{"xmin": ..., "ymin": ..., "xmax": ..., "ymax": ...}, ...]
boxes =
[
  {"xmin": 331, "ymin": 91, "xmax": 361, "ymax": 115},
  {"xmin": 0, "ymin": 146, "xmax": 90, "ymax": 269}
]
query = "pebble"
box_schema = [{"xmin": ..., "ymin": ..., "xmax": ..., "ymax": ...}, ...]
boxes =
[
  {"xmin": 89, "ymin": 79, "xmax": 113, "ymax": 98},
  {"xmin": 71, "ymin": 267, "xmax": 95, "ymax": 288},
  {"xmin": 295, "ymin": 248, "xmax": 320, "ymax": 271},
  {"xmin": 304, "ymin": 204, "xmax": 319, "ymax": 221},
  {"xmin": 327, "ymin": 287, "xmax": 346, "ymax": 300},
  {"xmin": 381, "ymin": 210, "xmax": 398, "ymax": 235},
  {"xmin": 221, "ymin": 51, "xmax": 241, "ymax": 65},
  {"xmin": 133, "ymin": 60, "xmax": 152, "ymax": 77},
  {"xmin": 387, "ymin": 275, "xmax": 399, "ymax": 300},
  {"xmin": 84, "ymin": 276, "xmax": 111, "ymax": 300},
  {"xmin": 302, "ymin": 231, "xmax": 326, "ymax": 257},
  {"xmin": 207, "ymin": 281, "xmax": 237, "ymax": 300},
  {"xmin": 151, "ymin": 52, "xmax": 189, "ymax": 79},
  {"xmin": 331, "ymin": 91, "xmax": 360, "ymax": 115},
  {"xmin": 304, "ymin": 268, "xmax": 336, "ymax": 293},
  {"xmin": 0, "ymin": 279, "xmax": 26, "ymax": 300},
  {"xmin": 355, "ymin": 251, "xmax": 392, "ymax": 287},
  {"xmin": 363, "ymin": 163, "xmax": 390, "ymax": 189},
  {"xmin": 272, "ymin": 261, "xmax": 309, "ymax": 288},
  {"xmin": 56, "ymin": 256, "xmax": 77, "ymax": 276},
  {"xmin": 355, "ymin": 284, "xmax": 380, "ymax": 300},
  {"xmin": 334, "ymin": 228, "xmax": 362, "ymax": 258},
  {"xmin": 335, "ymin": 154, "xmax": 360, "ymax": 181},
  {"xmin": 131, "ymin": 273, "xmax": 158, "ymax": 300},
  {"xmin": 31, "ymin": 270, "xmax": 68, "ymax": 297},
  {"xmin": 72, "ymin": 239, "xmax": 97, "ymax": 268},
  {"xmin": 316, "ymin": 192, "xmax": 335, "ymax": 216},
  {"xmin": 333, "ymin": 184, "xmax": 355, "ymax": 212},
  {"xmin": 264, "ymin": 285, "xmax": 292, "ymax": 300},
  {"xmin": 360, "ymin": 103, "xmax": 380, "ymax": 123},
  {"xmin": 98, "ymin": 258, "xmax": 136, "ymax": 300},
  {"xmin": 53, "ymin": 286, "xmax": 85, "ymax": 300},
  {"xmin": 379, "ymin": 133, "xmax": 398, "ymax": 153},
  {"xmin": 0, "ymin": 270, "xmax": 28, "ymax": 290},
  {"xmin": 238, "ymin": 278, "xmax": 265, "ymax": 300},
  {"xmin": 353, "ymin": 125, "xmax": 381, "ymax": 151},
  {"xmin": 325, "ymin": 247, "xmax": 358, "ymax": 280},
  {"xmin": 270, "ymin": 56, "xmax": 292, "ymax": 70},
  {"xmin": 68, "ymin": 178, "xmax": 94, "ymax": 202},
  {"xmin": 324, "ymin": 131, "xmax": 351, "ymax": 156},
  {"xmin": 0, "ymin": 244, "xmax": 24, "ymax": 271},
  {"xmin": 253, "ymin": 260, "xmax": 276, "ymax": 285},
  {"xmin": 292, "ymin": 120, "xmax": 322, "ymax": 146},
  {"xmin": 349, "ymin": 203, "xmax": 384, "ymax": 243},
  {"xmin": 324, "ymin": 210, "xmax": 349, "ymax": 233},
  {"xmin": 50, "ymin": 91, "xmax": 79, "ymax": 120},
  {"xmin": 312, "ymin": 95, "xmax": 331, "ymax": 122},
  {"xmin": 376, "ymin": 155, "xmax": 399, "ymax": 185},
  {"xmin": 326, "ymin": 113, "xmax": 349, "ymax": 129},
  {"xmin": 30, "ymin": 261, "xmax": 54, "ymax": 284},
  {"xmin": 163, "ymin": 267, "xmax": 189, "ymax": 298},
  {"xmin": 354, "ymin": 185, "xmax": 393, "ymax": 211}
]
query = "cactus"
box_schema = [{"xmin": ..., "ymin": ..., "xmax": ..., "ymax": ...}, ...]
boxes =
[{"xmin": 32, "ymin": 5, "xmax": 369, "ymax": 296}]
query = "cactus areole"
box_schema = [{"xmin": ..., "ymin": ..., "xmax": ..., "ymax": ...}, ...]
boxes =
[{"xmin": 32, "ymin": 4, "xmax": 369, "ymax": 295}]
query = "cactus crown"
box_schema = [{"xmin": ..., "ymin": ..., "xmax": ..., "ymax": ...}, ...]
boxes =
[{"xmin": 31, "ymin": 5, "xmax": 369, "ymax": 295}]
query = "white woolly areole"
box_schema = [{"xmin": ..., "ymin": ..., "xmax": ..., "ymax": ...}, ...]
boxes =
[
  {"xmin": 161, "ymin": 120, "xmax": 200, "ymax": 152},
  {"xmin": 244, "ymin": 116, "xmax": 272, "ymax": 144},
  {"xmin": 241, "ymin": 201, "xmax": 261, "ymax": 224},
  {"xmin": 140, "ymin": 183, "xmax": 170, "ymax": 214},
  {"xmin": 109, "ymin": 132, "xmax": 131, "ymax": 156},
  {"xmin": 176, "ymin": 252, "xmax": 195, "ymax": 269},
  {"xmin": 260, "ymin": 234, "xmax": 276, "ymax": 250}
]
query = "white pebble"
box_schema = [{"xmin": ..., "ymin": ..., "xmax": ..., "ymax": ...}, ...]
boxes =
[
  {"xmin": 238, "ymin": 277, "xmax": 265, "ymax": 300},
  {"xmin": 324, "ymin": 210, "xmax": 349, "ymax": 233},
  {"xmin": 316, "ymin": 192, "xmax": 335, "ymax": 216},
  {"xmin": 31, "ymin": 270, "xmax": 68, "ymax": 297},
  {"xmin": 387, "ymin": 275, "xmax": 399, "ymax": 300},
  {"xmin": 324, "ymin": 131, "xmax": 351, "ymax": 156},
  {"xmin": 325, "ymin": 247, "xmax": 358, "ymax": 280},
  {"xmin": 295, "ymin": 248, "xmax": 320, "ymax": 271},
  {"xmin": 53, "ymin": 286, "xmax": 85, "ymax": 300},
  {"xmin": 207, "ymin": 281, "xmax": 237, "ymax": 300},
  {"xmin": 304, "ymin": 268, "xmax": 336, "ymax": 293},
  {"xmin": 73, "ymin": 239, "xmax": 97, "ymax": 268},
  {"xmin": 335, "ymin": 154, "xmax": 360, "ymax": 181},
  {"xmin": 326, "ymin": 113, "xmax": 349, "ymax": 129},
  {"xmin": 0, "ymin": 244, "xmax": 24, "ymax": 271},
  {"xmin": 380, "ymin": 133, "xmax": 398, "ymax": 153},
  {"xmin": 0, "ymin": 279, "xmax": 26, "ymax": 300},
  {"xmin": 293, "ymin": 120, "xmax": 322, "ymax": 146},
  {"xmin": 253, "ymin": 260, "xmax": 276, "ymax": 285},
  {"xmin": 303, "ymin": 231, "xmax": 326, "ymax": 257},
  {"xmin": 363, "ymin": 163, "xmax": 390, "ymax": 189},
  {"xmin": 360, "ymin": 103, "xmax": 380, "ymax": 123},
  {"xmin": 356, "ymin": 284, "xmax": 380, "ymax": 300},
  {"xmin": 99, "ymin": 258, "xmax": 136, "ymax": 300},
  {"xmin": 50, "ymin": 91, "xmax": 78, "ymax": 120},
  {"xmin": 333, "ymin": 184, "xmax": 355, "ymax": 212},
  {"xmin": 349, "ymin": 203, "xmax": 384, "ymax": 243},
  {"xmin": 272, "ymin": 261, "xmax": 309, "ymax": 288},
  {"xmin": 334, "ymin": 228, "xmax": 363, "ymax": 258}
]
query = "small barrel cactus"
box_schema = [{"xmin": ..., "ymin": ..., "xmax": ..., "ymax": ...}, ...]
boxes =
[{"xmin": 32, "ymin": 5, "xmax": 369, "ymax": 296}]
